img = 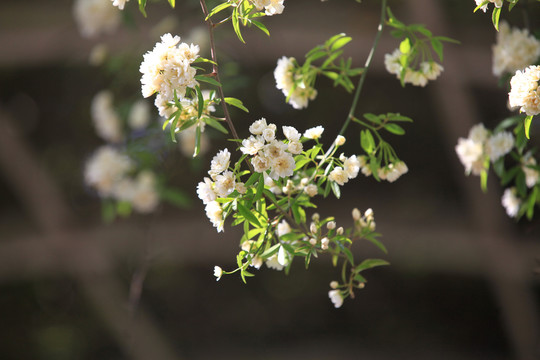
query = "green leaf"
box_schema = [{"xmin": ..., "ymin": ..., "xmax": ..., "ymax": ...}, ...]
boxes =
[
  {"xmin": 492, "ymin": 6, "xmax": 502, "ymax": 31},
  {"xmin": 224, "ymin": 97, "xmax": 249, "ymax": 112},
  {"xmin": 138, "ymin": 0, "xmax": 147, "ymax": 17},
  {"xmin": 524, "ymin": 115, "xmax": 533, "ymax": 139},
  {"xmin": 253, "ymin": 173, "xmax": 265, "ymax": 204},
  {"xmin": 384, "ymin": 123, "xmax": 405, "ymax": 135},
  {"xmin": 516, "ymin": 171, "xmax": 527, "ymax": 197},
  {"xmin": 206, "ymin": 2, "xmax": 231, "ymax": 20},
  {"xmin": 193, "ymin": 125, "xmax": 202, "ymax": 157},
  {"xmin": 526, "ymin": 186, "xmax": 538, "ymax": 220},
  {"xmin": 250, "ymin": 20, "xmax": 270, "ymax": 36},
  {"xmin": 365, "ymin": 234, "xmax": 388, "ymax": 254},
  {"xmin": 167, "ymin": 0, "xmax": 175, "ymax": 8},
  {"xmin": 360, "ymin": 129, "xmax": 375, "ymax": 154},
  {"xmin": 430, "ymin": 38, "xmax": 443, "ymax": 61},
  {"xmin": 501, "ymin": 166, "xmax": 520, "ymax": 186},
  {"xmin": 330, "ymin": 36, "xmax": 352, "ymax": 52},
  {"xmin": 204, "ymin": 117, "xmax": 228, "ymax": 134},
  {"xmin": 261, "ymin": 243, "xmax": 281, "ymax": 258},
  {"xmin": 237, "ymin": 201, "xmax": 261, "ymax": 227},
  {"xmin": 196, "ymin": 86, "xmax": 204, "ymax": 119},
  {"xmin": 245, "ymin": 172, "xmax": 260, "ymax": 187},
  {"xmin": 232, "ymin": 6, "xmax": 245, "ymax": 43},
  {"xmin": 193, "ymin": 57, "xmax": 218, "ymax": 66},
  {"xmin": 355, "ymin": 259, "xmax": 390, "ymax": 272},
  {"xmin": 194, "ymin": 75, "xmax": 222, "ymax": 87}
]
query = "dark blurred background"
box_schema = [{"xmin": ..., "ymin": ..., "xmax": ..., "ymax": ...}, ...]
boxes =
[{"xmin": 0, "ymin": 0, "xmax": 539, "ymax": 359}]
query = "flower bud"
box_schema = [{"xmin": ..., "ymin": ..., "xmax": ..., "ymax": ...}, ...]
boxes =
[
  {"xmin": 352, "ymin": 208, "xmax": 361, "ymax": 221},
  {"xmin": 336, "ymin": 226, "xmax": 344, "ymax": 235},
  {"xmin": 326, "ymin": 221, "xmax": 336, "ymax": 230},
  {"xmin": 310, "ymin": 222, "xmax": 318, "ymax": 234},
  {"xmin": 312, "ymin": 212, "xmax": 320, "ymax": 222},
  {"xmin": 330, "ymin": 281, "xmax": 339, "ymax": 289},
  {"xmin": 321, "ymin": 237, "xmax": 330, "ymax": 250},
  {"xmin": 309, "ymin": 238, "xmax": 317, "ymax": 246},
  {"xmin": 335, "ymin": 135, "xmax": 346, "ymax": 146},
  {"xmin": 213, "ymin": 266, "xmax": 223, "ymax": 281}
]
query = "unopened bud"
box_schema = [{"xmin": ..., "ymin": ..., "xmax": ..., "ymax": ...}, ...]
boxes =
[
  {"xmin": 326, "ymin": 221, "xmax": 336, "ymax": 230},
  {"xmin": 335, "ymin": 135, "xmax": 346, "ymax": 146},
  {"xmin": 310, "ymin": 222, "xmax": 318, "ymax": 234},
  {"xmin": 312, "ymin": 213, "xmax": 320, "ymax": 222},
  {"xmin": 336, "ymin": 227, "xmax": 344, "ymax": 235},
  {"xmin": 352, "ymin": 208, "xmax": 361, "ymax": 221},
  {"xmin": 321, "ymin": 237, "xmax": 330, "ymax": 250},
  {"xmin": 309, "ymin": 238, "xmax": 317, "ymax": 246},
  {"xmin": 330, "ymin": 281, "xmax": 339, "ymax": 289}
]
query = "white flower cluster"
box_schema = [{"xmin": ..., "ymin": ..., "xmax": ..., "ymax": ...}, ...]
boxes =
[
  {"xmin": 502, "ymin": 187, "xmax": 521, "ymax": 218},
  {"xmin": 197, "ymin": 149, "xmax": 247, "ymax": 232},
  {"xmin": 355, "ymin": 155, "xmax": 408, "ymax": 183},
  {"xmin": 73, "ymin": 0, "xmax": 120, "ymax": 38},
  {"xmin": 140, "ymin": 34, "xmax": 200, "ymax": 118},
  {"xmin": 508, "ymin": 65, "xmax": 540, "ymax": 116},
  {"xmin": 384, "ymin": 49, "xmax": 444, "ymax": 87},
  {"xmin": 241, "ymin": 118, "xmax": 299, "ymax": 180},
  {"xmin": 274, "ymin": 57, "xmax": 317, "ymax": 109},
  {"xmin": 492, "ymin": 22, "xmax": 540, "ymax": 77},
  {"xmin": 475, "ymin": 0, "xmax": 503, "ymax": 12},
  {"xmin": 84, "ymin": 146, "xmax": 160, "ymax": 213},
  {"xmin": 456, "ymin": 123, "xmax": 514, "ymax": 175},
  {"xmin": 329, "ymin": 152, "xmax": 362, "ymax": 186},
  {"xmin": 251, "ymin": 0, "xmax": 284, "ymax": 16},
  {"xmin": 352, "ymin": 207, "xmax": 376, "ymax": 232},
  {"xmin": 91, "ymin": 90, "xmax": 123, "ymax": 143}
]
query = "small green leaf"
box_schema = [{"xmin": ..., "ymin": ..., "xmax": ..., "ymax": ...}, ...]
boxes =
[
  {"xmin": 330, "ymin": 181, "xmax": 341, "ymax": 199},
  {"xmin": 492, "ymin": 6, "xmax": 502, "ymax": 31},
  {"xmin": 206, "ymin": 2, "xmax": 231, "ymax": 19},
  {"xmin": 138, "ymin": 0, "xmax": 147, "ymax": 17},
  {"xmin": 384, "ymin": 123, "xmax": 405, "ymax": 135},
  {"xmin": 194, "ymin": 75, "xmax": 222, "ymax": 87},
  {"xmin": 524, "ymin": 115, "xmax": 533, "ymax": 139},
  {"xmin": 355, "ymin": 259, "xmax": 390, "ymax": 272},
  {"xmin": 204, "ymin": 117, "xmax": 228, "ymax": 134},
  {"xmin": 232, "ymin": 7, "xmax": 245, "ymax": 43},
  {"xmin": 250, "ymin": 20, "xmax": 270, "ymax": 36},
  {"xmin": 167, "ymin": 0, "xmax": 175, "ymax": 8},
  {"xmin": 526, "ymin": 187, "xmax": 538, "ymax": 220},
  {"xmin": 196, "ymin": 86, "xmax": 204, "ymax": 119},
  {"xmin": 237, "ymin": 202, "xmax": 261, "ymax": 227},
  {"xmin": 330, "ymin": 36, "xmax": 352, "ymax": 52},
  {"xmin": 224, "ymin": 97, "xmax": 249, "ymax": 112},
  {"xmin": 430, "ymin": 38, "xmax": 443, "ymax": 61},
  {"xmin": 193, "ymin": 125, "xmax": 202, "ymax": 157}
]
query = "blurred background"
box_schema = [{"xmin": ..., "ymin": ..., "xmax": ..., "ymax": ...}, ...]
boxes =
[{"xmin": 0, "ymin": 0, "xmax": 539, "ymax": 359}]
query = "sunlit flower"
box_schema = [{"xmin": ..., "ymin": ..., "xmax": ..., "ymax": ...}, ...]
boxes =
[
  {"xmin": 329, "ymin": 167, "xmax": 349, "ymax": 186},
  {"xmin": 485, "ymin": 131, "xmax": 514, "ymax": 162},
  {"xmin": 493, "ymin": 21, "xmax": 540, "ymax": 77},
  {"xmin": 328, "ymin": 289, "xmax": 344, "ymax": 308},
  {"xmin": 209, "ymin": 149, "xmax": 231, "ymax": 179},
  {"xmin": 205, "ymin": 200, "xmax": 224, "ymax": 232},
  {"xmin": 508, "ymin": 65, "xmax": 540, "ymax": 116},
  {"xmin": 269, "ymin": 153, "xmax": 295, "ymax": 180},
  {"xmin": 111, "ymin": 0, "xmax": 129, "ymax": 10},
  {"xmin": 304, "ymin": 126, "xmax": 324, "ymax": 139},
  {"xmin": 213, "ymin": 266, "xmax": 223, "ymax": 281}
]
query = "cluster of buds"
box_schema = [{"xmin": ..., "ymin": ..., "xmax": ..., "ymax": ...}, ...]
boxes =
[{"xmin": 352, "ymin": 207, "xmax": 376, "ymax": 232}]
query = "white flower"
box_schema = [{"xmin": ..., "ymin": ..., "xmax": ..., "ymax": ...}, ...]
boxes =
[
  {"xmin": 352, "ymin": 208, "xmax": 361, "ymax": 221},
  {"xmin": 304, "ymin": 184, "xmax": 318, "ymax": 197},
  {"xmin": 282, "ymin": 126, "xmax": 301, "ymax": 142},
  {"xmin": 344, "ymin": 155, "xmax": 360, "ymax": 179},
  {"xmin": 214, "ymin": 171, "xmax": 236, "ymax": 198},
  {"xmin": 329, "ymin": 167, "xmax": 349, "ymax": 186},
  {"xmin": 266, "ymin": 254, "xmax": 284, "ymax": 271},
  {"xmin": 523, "ymin": 156, "xmax": 539, "ymax": 188},
  {"xmin": 197, "ymin": 177, "xmax": 216, "ymax": 204},
  {"xmin": 140, "ymin": 33, "xmax": 199, "ymax": 115},
  {"xmin": 384, "ymin": 48, "xmax": 402, "ymax": 76},
  {"xmin": 73, "ymin": 0, "xmax": 120, "ymax": 38},
  {"xmin": 277, "ymin": 245, "xmax": 290, "ymax": 266},
  {"xmin": 468, "ymin": 123, "xmax": 489, "ymax": 144},
  {"xmin": 91, "ymin": 90, "xmax": 123, "ymax": 143},
  {"xmin": 274, "ymin": 57, "xmax": 316, "ymax": 109},
  {"xmin": 84, "ymin": 146, "xmax": 134, "ymax": 197},
  {"xmin": 213, "ymin": 266, "xmax": 223, "ymax": 281},
  {"xmin": 501, "ymin": 187, "xmax": 521, "ymax": 218},
  {"xmin": 251, "ymin": 256, "xmax": 263, "ymax": 269},
  {"xmin": 384, "ymin": 164, "xmax": 402, "ymax": 183},
  {"xmin": 327, "ymin": 221, "xmax": 336, "ymax": 230},
  {"xmin": 321, "ymin": 237, "xmax": 330, "ymax": 250},
  {"xmin": 236, "ymin": 182, "xmax": 247, "ymax": 194},
  {"xmin": 128, "ymin": 100, "xmax": 151, "ymax": 130},
  {"xmin": 404, "ymin": 69, "xmax": 428, "ymax": 87},
  {"xmin": 475, "ymin": 0, "xmax": 503, "ymax": 12},
  {"xmin": 328, "ymin": 289, "xmax": 344, "ymax": 308},
  {"xmin": 456, "ymin": 137, "xmax": 484, "ymax": 174},
  {"xmin": 276, "ymin": 220, "xmax": 291, "ymax": 237},
  {"xmin": 269, "ymin": 153, "xmax": 295, "ymax": 180},
  {"xmin": 111, "ymin": 0, "xmax": 129, "ymax": 10},
  {"xmin": 492, "ymin": 22, "xmax": 540, "ymax": 77},
  {"xmin": 421, "ymin": 61, "xmax": 444, "ymax": 81},
  {"xmin": 262, "ymin": 126, "xmax": 276, "ymax": 142},
  {"xmin": 130, "ymin": 171, "xmax": 160, "ymax": 213},
  {"xmin": 249, "ymin": 118, "xmax": 268, "ymax": 135},
  {"xmin": 508, "ymin": 65, "xmax": 540, "ymax": 116},
  {"xmin": 303, "ymin": 126, "xmax": 324, "ymax": 139},
  {"xmin": 486, "ymin": 131, "xmax": 514, "ymax": 162},
  {"xmin": 264, "ymin": 140, "xmax": 287, "ymax": 160},
  {"xmin": 209, "ymin": 149, "xmax": 231, "ymax": 178},
  {"xmin": 251, "ymin": 0, "xmax": 284, "ymax": 16},
  {"xmin": 287, "ymin": 141, "xmax": 303, "ymax": 155},
  {"xmin": 205, "ymin": 200, "xmax": 224, "ymax": 232},
  {"xmin": 395, "ymin": 161, "xmax": 409, "ymax": 176},
  {"xmin": 240, "ymin": 135, "xmax": 265, "ymax": 155},
  {"xmin": 252, "ymin": 155, "xmax": 271, "ymax": 173}
]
